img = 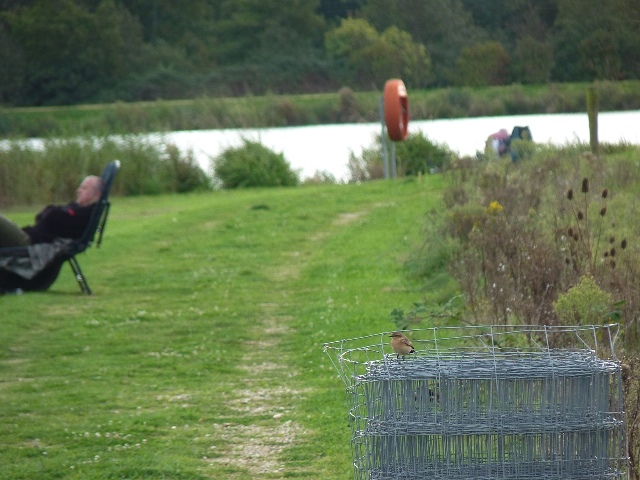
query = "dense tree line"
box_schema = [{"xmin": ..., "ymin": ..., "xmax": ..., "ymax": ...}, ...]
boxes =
[{"xmin": 1, "ymin": 0, "xmax": 639, "ymax": 106}]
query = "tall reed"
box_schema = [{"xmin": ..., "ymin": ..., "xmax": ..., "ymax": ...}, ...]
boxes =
[{"xmin": 0, "ymin": 135, "xmax": 210, "ymax": 207}]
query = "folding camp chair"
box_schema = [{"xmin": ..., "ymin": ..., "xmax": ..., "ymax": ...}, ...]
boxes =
[{"xmin": 0, "ymin": 160, "xmax": 120, "ymax": 295}]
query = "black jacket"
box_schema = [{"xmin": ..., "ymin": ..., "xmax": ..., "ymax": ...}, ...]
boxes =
[{"xmin": 22, "ymin": 202, "xmax": 95, "ymax": 244}]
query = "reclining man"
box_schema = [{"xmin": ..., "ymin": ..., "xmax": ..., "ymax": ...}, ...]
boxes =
[{"xmin": 0, "ymin": 175, "xmax": 104, "ymax": 249}]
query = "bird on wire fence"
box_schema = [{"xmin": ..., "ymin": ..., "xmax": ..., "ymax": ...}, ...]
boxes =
[{"xmin": 390, "ymin": 331, "xmax": 415, "ymax": 360}]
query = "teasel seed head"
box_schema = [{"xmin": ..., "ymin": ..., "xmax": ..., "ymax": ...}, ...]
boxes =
[
  {"xmin": 604, "ymin": 251, "xmax": 609, "ymax": 257},
  {"xmin": 577, "ymin": 211, "xmax": 584, "ymax": 220},
  {"xmin": 573, "ymin": 233, "xmax": 579, "ymax": 241},
  {"xmin": 609, "ymin": 236, "xmax": 615, "ymax": 244},
  {"xmin": 567, "ymin": 189, "xmax": 574, "ymax": 200},
  {"xmin": 600, "ymin": 206, "xmax": 607, "ymax": 216},
  {"xmin": 610, "ymin": 247, "xmax": 616, "ymax": 257},
  {"xmin": 621, "ymin": 238, "xmax": 627, "ymax": 249},
  {"xmin": 602, "ymin": 189, "xmax": 609, "ymax": 198},
  {"xmin": 581, "ymin": 178, "xmax": 589, "ymax": 193},
  {"xmin": 611, "ymin": 259, "xmax": 616, "ymax": 269},
  {"xmin": 568, "ymin": 227, "xmax": 574, "ymax": 237}
]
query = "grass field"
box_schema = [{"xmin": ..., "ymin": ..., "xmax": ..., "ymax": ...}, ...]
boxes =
[{"xmin": 0, "ymin": 177, "xmax": 447, "ymax": 479}]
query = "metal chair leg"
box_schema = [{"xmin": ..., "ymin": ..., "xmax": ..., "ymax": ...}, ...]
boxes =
[{"xmin": 68, "ymin": 257, "xmax": 92, "ymax": 295}]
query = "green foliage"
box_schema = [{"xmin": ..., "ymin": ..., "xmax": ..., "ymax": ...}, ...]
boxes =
[
  {"xmin": 210, "ymin": 0, "xmax": 326, "ymax": 66},
  {"xmin": 361, "ymin": 0, "xmax": 486, "ymax": 86},
  {"xmin": 377, "ymin": 26, "xmax": 434, "ymax": 88},
  {"xmin": 324, "ymin": 17, "xmax": 432, "ymax": 88},
  {"xmin": 347, "ymin": 131, "xmax": 452, "ymax": 182},
  {"xmin": 4, "ymin": 0, "xmax": 144, "ymax": 105},
  {"xmin": 324, "ymin": 17, "xmax": 379, "ymax": 86},
  {"xmin": 509, "ymin": 138, "xmax": 537, "ymax": 161},
  {"xmin": 301, "ymin": 170, "xmax": 338, "ymax": 185},
  {"xmin": 396, "ymin": 131, "xmax": 452, "ymax": 175},
  {"xmin": 1, "ymin": 1, "xmax": 640, "ymax": 104},
  {"xmin": 165, "ymin": 143, "xmax": 212, "ymax": 193},
  {"xmin": 347, "ymin": 143, "xmax": 385, "ymax": 182},
  {"xmin": 213, "ymin": 139, "xmax": 300, "ymax": 189},
  {"xmin": 552, "ymin": 0, "xmax": 640, "ymax": 82},
  {"xmin": 512, "ymin": 36, "xmax": 554, "ymax": 84},
  {"xmin": 337, "ymin": 86, "xmax": 366, "ymax": 122},
  {"xmin": 553, "ymin": 275, "xmax": 613, "ymax": 325},
  {"xmin": 456, "ymin": 41, "xmax": 511, "ymax": 87}
]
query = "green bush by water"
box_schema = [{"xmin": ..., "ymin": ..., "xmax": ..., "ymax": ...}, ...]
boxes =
[{"xmin": 213, "ymin": 139, "xmax": 300, "ymax": 189}]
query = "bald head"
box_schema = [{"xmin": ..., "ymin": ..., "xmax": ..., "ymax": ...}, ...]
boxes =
[{"xmin": 76, "ymin": 175, "xmax": 104, "ymax": 207}]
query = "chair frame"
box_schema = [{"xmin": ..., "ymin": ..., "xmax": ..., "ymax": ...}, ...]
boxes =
[{"xmin": 65, "ymin": 162, "xmax": 119, "ymax": 294}]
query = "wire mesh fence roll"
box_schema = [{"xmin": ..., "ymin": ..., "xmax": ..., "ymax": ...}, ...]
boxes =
[{"xmin": 324, "ymin": 325, "xmax": 627, "ymax": 480}]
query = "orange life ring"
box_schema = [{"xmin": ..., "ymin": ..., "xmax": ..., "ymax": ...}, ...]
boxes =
[{"xmin": 384, "ymin": 79, "xmax": 409, "ymax": 141}]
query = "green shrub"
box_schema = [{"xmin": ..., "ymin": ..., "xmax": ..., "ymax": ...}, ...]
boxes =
[
  {"xmin": 347, "ymin": 142, "xmax": 385, "ymax": 182},
  {"xmin": 509, "ymin": 138, "xmax": 537, "ymax": 161},
  {"xmin": 302, "ymin": 170, "xmax": 338, "ymax": 185},
  {"xmin": 213, "ymin": 139, "xmax": 300, "ymax": 189},
  {"xmin": 395, "ymin": 131, "xmax": 452, "ymax": 175},
  {"xmin": 165, "ymin": 143, "xmax": 212, "ymax": 193},
  {"xmin": 553, "ymin": 275, "xmax": 613, "ymax": 325},
  {"xmin": 455, "ymin": 41, "xmax": 511, "ymax": 87},
  {"xmin": 337, "ymin": 86, "xmax": 363, "ymax": 122},
  {"xmin": 348, "ymin": 131, "xmax": 452, "ymax": 181},
  {"xmin": 100, "ymin": 136, "xmax": 210, "ymax": 196}
]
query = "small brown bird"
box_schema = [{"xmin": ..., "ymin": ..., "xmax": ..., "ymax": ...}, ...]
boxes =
[{"xmin": 390, "ymin": 332, "xmax": 415, "ymax": 360}]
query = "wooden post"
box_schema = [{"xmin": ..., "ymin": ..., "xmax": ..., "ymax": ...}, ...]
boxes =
[{"xmin": 587, "ymin": 85, "xmax": 599, "ymax": 156}]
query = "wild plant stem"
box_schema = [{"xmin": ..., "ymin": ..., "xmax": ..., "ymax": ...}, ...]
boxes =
[{"xmin": 583, "ymin": 190, "xmax": 592, "ymax": 268}]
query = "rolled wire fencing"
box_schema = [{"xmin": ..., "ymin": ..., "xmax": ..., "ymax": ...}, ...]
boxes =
[{"xmin": 323, "ymin": 324, "xmax": 627, "ymax": 480}]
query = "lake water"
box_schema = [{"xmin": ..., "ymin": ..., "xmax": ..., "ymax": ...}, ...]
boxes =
[
  {"xmin": 161, "ymin": 110, "xmax": 640, "ymax": 181},
  {"xmin": 5, "ymin": 111, "xmax": 639, "ymax": 181}
]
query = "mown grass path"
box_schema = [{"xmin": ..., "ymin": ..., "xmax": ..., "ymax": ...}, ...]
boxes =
[{"xmin": 0, "ymin": 178, "xmax": 445, "ymax": 479}]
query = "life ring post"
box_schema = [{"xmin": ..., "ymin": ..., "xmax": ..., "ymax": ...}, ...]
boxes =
[{"xmin": 383, "ymin": 79, "xmax": 409, "ymax": 142}]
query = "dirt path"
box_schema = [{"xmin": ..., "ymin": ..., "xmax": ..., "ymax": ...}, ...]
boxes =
[
  {"xmin": 205, "ymin": 210, "xmax": 369, "ymax": 477},
  {"xmin": 207, "ymin": 310, "xmax": 309, "ymax": 476}
]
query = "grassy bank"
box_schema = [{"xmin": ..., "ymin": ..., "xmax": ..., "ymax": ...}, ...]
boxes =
[
  {"xmin": 4, "ymin": 140, "xmax": 640, "ymax": 478},
  {"xmin": 0, "ymin": 178, "xmax": 446, "ymax": 479},
  {"xmin": 2, "ymin": 80, "xmax": 640, "ymax": 138}
]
